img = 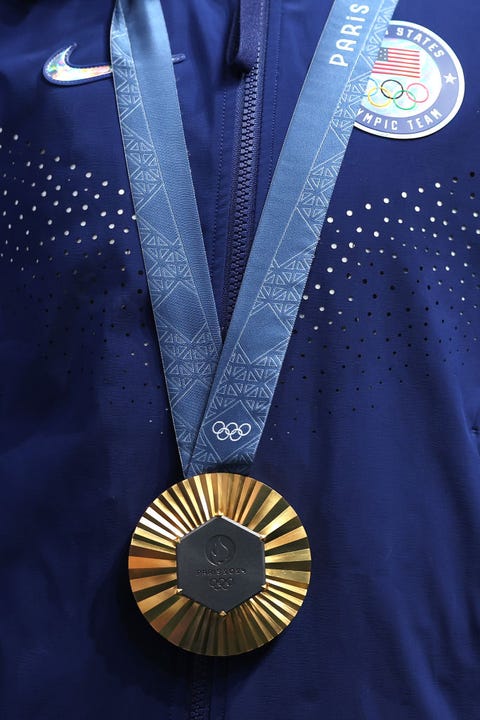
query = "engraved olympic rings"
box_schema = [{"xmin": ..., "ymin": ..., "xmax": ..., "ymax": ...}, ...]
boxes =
[
  {"xmin": 365, "ymin": 78, "xmax": 429, "ymax": 111},
  {"xmin": 211, "ymin": 420, "xmax": 252, "ymax": 442},
  {"xmin": 209, "ymin": 576, "xmax": 233, "ymax": 591}
]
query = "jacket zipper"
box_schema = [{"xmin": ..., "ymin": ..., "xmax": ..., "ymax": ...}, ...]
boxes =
[
  {"xmin": 188, "ymin": 5, "xmax": 271, "ymax": 720},
  {"xmin": 189, "ymin": 655, "xmax": 213, "ymax": 720},
  {"xmin": 221, "ymin": 0, "xmax": 270, "ymax": 335}
]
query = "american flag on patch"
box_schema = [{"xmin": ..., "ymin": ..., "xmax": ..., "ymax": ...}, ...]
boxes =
[{"xmin": 372, "ymin": 46, "xmax": 421, "ymax": 78}]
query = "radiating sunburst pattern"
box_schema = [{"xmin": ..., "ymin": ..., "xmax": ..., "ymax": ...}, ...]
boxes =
[{"xmin": 129, "ymin": 472, "xmax": 311, "ymax": 655}]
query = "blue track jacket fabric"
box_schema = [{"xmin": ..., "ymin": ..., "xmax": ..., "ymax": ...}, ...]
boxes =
[{"xmin": 1, "ymin": 1, "xmax": 480, "ymax": 718}]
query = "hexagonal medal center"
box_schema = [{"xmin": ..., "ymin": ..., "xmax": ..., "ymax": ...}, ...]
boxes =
[{"xmin": 176, "ymin": 517, "xmax": 265, "ymax": 613}]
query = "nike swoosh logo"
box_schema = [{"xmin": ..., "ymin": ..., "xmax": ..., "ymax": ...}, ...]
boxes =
[{"xmin": 43, "ymin": 44, "xmax": 185, "ymax": 86}]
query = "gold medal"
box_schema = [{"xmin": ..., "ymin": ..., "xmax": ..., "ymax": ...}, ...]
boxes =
[{"xmin": 129, "ymin": 472, "xmax": 311, "ymax": 656}]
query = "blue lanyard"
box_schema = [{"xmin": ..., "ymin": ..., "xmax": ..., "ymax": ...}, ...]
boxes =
[{"xmin": 111, "ymin": 0, "xmax": 398, "ymax": 477}]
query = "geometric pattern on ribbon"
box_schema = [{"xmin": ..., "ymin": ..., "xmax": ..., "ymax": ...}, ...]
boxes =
[
  {"xmin": 189, "ymin": 340, "xmax": 289, "ymax": 474},
  {"xmin": 160, "ymin": 323, "xmax": 218, "ymax": 401},
  {"xmin": 111, "ymin": 3, "xmax": 221, "ymax": 471},
  {"xmin": 251, "ymin": 253, "xmax": 316, "ymax": 328},
  {"xmin": 110, "ymin": 0, "xmax": 398, "ymax": 478},
  {"xmin": 298, "ymin": 151, "xmax": 345, "ymax": 236},
  {"xmin": 187, "ymin": 0, "xmax": 398, "ymax": 476},
  {"xmin": 138, "ymin": 216, "xmax": 196, "ymax": 298}
]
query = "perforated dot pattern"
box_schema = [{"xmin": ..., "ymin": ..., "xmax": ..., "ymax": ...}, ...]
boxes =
[
  {"xmin": 0, "ymin": 129, "xmax": 172, "ymax": 434},
  {"xmin": 1, "ymin": 129, "xmax": 479, "ymax": 447},
  {"xmin": 269, "ymin": 169, "xmax": 480, "ymax": 435}
]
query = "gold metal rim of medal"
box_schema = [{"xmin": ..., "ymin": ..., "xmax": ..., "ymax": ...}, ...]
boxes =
[{"xmin": 129, "ymin": 472, "xmax": 311, "ymax": 656}]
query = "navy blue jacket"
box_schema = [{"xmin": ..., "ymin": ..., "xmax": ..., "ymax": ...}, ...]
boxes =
[{"xmin": 1, "ymin": 1, "xmax": 479, "ymax": 718}]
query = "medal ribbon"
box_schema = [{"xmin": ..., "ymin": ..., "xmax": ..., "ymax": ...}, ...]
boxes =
[{"xmin": 111, "ymin": 0, "xmax": 398, "ymax": 477}]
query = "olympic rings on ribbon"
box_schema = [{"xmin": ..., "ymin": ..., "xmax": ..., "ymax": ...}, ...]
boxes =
[
  {"xmin": 364, "ymin": 78, "xmax": 429, "ymax": 111},
  {"xmin": 212, "ymin": 420, "xmax": 252, "ymax": 442}
]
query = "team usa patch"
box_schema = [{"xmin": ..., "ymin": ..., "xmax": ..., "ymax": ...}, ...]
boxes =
[{"xmin": 355, "ymin": 21, "xmax": 464, "ymax": 139}]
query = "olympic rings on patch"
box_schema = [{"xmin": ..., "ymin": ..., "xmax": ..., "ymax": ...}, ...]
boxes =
[
  {"xmin": 367, "ymin": 83, "xmax": 391, "ymax": 108},
  {"xmin": 364, "ymin": 78, "xmax": 429, "ymax": 111},
  {"xmin": 393, "ymin": 88, "xmax": 417, "ymax": 111},
  {"xmin": 212, "ymin": 420, "xmax": 252, "ymax": 442},
  {"xmin": 406, "ymin": 82, "xmax": 429, "ymax": 104},
  {"xmin": 380, "ymin": 78, "xmax": 403, "ymax": 100}
]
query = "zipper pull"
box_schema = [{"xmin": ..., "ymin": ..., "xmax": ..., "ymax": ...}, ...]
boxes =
[{"xmin": 227, "ymin": 0, "xmax": 263, "ymax": 74}]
